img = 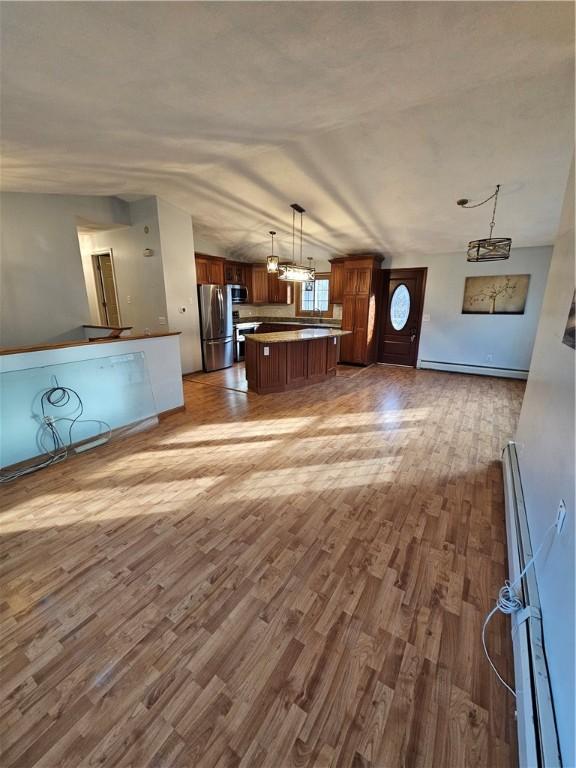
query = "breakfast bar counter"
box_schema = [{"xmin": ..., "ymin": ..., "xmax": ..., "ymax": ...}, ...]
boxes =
[{"xmin": 245, "ymin": 328, "xmax": 351, "ymax": 394}]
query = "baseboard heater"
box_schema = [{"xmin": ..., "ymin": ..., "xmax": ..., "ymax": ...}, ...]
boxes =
[
  {"xmin": 502, "ymin": 442, "xmax": 562, "ymax": 767},
  {"xmin": 419, "ymin": 359, "xmax": 528, "ymax": 379}
]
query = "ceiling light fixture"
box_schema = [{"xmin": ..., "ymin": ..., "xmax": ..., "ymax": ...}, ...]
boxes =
[
  {"xmin": 278, "ymin": 203, "xmax": 316, "ymax": 283},
  {"xmin": 266, "ymin": 230, "xmax": 279, "ymax": 274},
  {"xmin": 457, "ymin": 184, "xmax": 512, "ymax": 262}
]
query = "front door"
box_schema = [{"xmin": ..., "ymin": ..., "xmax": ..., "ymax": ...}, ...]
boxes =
[{"xmin": 378, "ymin": 268, "xmax": 427, "ymax": 367}]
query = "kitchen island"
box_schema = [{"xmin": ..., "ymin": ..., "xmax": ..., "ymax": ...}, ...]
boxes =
[{"xmin": 245, "ymin": 328, "xmax": 351, "ymax": 394}]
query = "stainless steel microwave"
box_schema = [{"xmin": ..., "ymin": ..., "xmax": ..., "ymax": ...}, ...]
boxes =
[{"xmin": 230, "ymin": 285, "xmax": 249, "ymax": 304}]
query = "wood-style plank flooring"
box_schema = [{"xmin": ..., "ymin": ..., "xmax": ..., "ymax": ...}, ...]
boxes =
[{"xmin": 0, "ymin": 365, "xmax": 525, "ymax": 767}]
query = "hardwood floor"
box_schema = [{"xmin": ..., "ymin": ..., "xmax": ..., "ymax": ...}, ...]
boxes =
[{"xmin": 0, "ymin": 366, "xmax": 525, "ymax": 767}]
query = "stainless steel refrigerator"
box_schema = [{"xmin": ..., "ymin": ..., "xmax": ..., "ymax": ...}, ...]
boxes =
[{"xmin": 198, "ymin": 284, "xmax": 234, "ymax": 372}]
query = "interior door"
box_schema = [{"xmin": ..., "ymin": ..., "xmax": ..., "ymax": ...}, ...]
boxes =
[
  {"xmin": 92, "ymin": 251, "xmax": 120, "ymax": 326},
  {"xmin": 378, "ymin": 268, "xmax": 427, "ymax": 367}
]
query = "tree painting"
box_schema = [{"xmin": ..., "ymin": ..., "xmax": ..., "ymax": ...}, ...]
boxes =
[{"xmin": 462, "ymin": 274, "xmax": 530, "ymax": 315}]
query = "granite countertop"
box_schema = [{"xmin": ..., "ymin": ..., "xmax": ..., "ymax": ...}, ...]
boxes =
[{"xmin": 247, "ymin": 328, "xmax": 351, "ymax": 344}]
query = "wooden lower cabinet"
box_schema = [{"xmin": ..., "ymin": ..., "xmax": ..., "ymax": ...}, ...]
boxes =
[
  {"xmin": 307, "ymin": 338, "xmax": 328, "ymax": 382},
  {"xmin": 286, "ymin": 341, "xmax": 308, "ymax": 387},
  {"xmin": 326, "ymin": 334, "xmax": 339, "ymax": 374}
]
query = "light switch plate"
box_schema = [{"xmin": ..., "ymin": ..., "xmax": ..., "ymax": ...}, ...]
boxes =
[{"xmin": 422, "ymin": 313, "xmax": 430, "ymax": 322}]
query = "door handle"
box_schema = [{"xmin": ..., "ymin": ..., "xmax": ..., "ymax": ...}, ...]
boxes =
[{"xmin": 410, "ymin": 328, "xmax": 417, "ymax": 342}]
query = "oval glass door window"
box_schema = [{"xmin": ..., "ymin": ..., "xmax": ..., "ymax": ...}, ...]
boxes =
[{"xmin": 390, "ymin": 284, "xmax": 410, "ymax": 330}]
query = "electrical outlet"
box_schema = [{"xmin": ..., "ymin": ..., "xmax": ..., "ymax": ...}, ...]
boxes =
[
  {"xmin": 158, "ymin": 316, "xmax": 167, "ymax": 325},
  {"xmin": 486, "ymin": 353, "xmax": 494, "ymax": 363},
  {"xmin": 556, "ymin": 499, "xmax": 566, "ymax": 535}
]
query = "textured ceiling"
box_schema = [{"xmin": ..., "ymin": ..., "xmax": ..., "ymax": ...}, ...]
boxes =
[{"xmin": 1, "ymin": 1, "xmax": 574, "ymax": 260}]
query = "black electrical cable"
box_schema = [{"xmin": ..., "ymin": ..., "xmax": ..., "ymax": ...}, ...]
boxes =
[{"xmin": 0, "ymin": 379, "xmax": 111, "ymax": 483}]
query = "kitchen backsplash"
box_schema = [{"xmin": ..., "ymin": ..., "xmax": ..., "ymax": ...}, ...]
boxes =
[{"xmin": 238, "ymin": 303, "xmax": 343, "ymax": 320}]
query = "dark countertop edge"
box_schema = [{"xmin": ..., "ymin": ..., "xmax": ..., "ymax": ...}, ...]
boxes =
[{"xmin": 0, "ymin": 332, "xmax": 182, "ymax": 357}]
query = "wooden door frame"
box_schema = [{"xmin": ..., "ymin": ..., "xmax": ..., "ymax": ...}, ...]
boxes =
[
  {"xmin": 378, "ymin": 267, "xmax": 427, "ymax": 367},
  {"xmin": 92, "ymin": 249, "xmax": 121, "ymax": 326}
]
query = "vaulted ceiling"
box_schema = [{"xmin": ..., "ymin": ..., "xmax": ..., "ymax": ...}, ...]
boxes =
[{"xmin": 1, "ymin": 1, "xmax": 573, "ymax": 260}]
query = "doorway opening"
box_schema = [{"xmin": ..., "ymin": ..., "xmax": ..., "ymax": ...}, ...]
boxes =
[
  {"xmin": 91, "ymin": 250, "xmax": 121, "ymax": 326},
  {"xmin": 378, "ymin": 268, "xmax": 427, "ymax": 367}
]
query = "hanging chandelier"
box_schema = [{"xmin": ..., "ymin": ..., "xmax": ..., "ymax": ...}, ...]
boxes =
[
  {"xmin": 277, "ymin": 203, "xmax": 316, "ymax": 282},
  {"xmin": 266, "ymin": 231, "xmax": 279, "ymax": 274},
  {"xmin": 457, "ymin": 184, "xmax": 512, "ymax": 262}
]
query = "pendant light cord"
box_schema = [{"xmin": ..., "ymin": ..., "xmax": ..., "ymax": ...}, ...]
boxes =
[
  {"xmin": 300, "ymin": 211, "xmax": 303, "ymax": 266},
  {"xmin": 489, "ymin": 184, "xmax": 500, "ymax": 239}
]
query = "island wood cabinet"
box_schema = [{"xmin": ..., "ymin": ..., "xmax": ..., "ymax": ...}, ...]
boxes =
[
  {"xmin": 245, "ymin": 330, "xmax": 348, "ymax": 394},
  {"xmin": 339, "ymin": 254, "xmax": 384, "ymax": 365}
]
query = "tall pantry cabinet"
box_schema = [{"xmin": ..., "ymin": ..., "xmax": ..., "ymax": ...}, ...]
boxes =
[{"xmin": 338, "ymin": 254, "xmax": 384, "ymax": 365}]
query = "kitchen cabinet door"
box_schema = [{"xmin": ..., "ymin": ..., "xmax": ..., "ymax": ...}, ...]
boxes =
[
  {"xmin": 195, "ymin": 257, "xmax": 210, "ymax": 284},
  {"xmin": 268, "ymin": 274, "xmax": 292, "ymax": 304},
  {"xmin": 352, "ymin": 295, "xmax": 370, "ymax": 363},
  {"xmin": 344, "ymin": 268, "xmax": 358, "ymax": 295},
  {"xmin": 224, "ymin": 262, "xmax": 237, "ymax": 284},
  {"xmin": 329, "ymin": 261, "xmax": 345, "ymax": 304},
  {"xmin": 355, "ymin": 268, "xmax": 372, "ymax": 295},
  {"xmin": 207, "ymin": 259, "xmax": 224, "ymax": 285},
  {"xmin": 251, "ymin": 266, "xmax": 269, "ymax": 303},
  {"xmin": 339, "ymin": 295, "xmax": 356, "ymax": 362}
]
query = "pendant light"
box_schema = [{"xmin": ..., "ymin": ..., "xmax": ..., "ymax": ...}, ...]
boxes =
[
  {"xmin": 457, "ymin": 184, "xmax": 512, "ymax": 262},
  {"xmin": 266, "ymin": 231, "xmax": 279, "ymax": 274},
  {"xmin": 278, "ymin": 203, "xmax": 316, "ymax": 282}
]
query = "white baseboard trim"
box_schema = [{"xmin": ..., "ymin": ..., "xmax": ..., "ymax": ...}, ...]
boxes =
[
  {"xmin": 418, "ymin": 359, "xmax": 528, "ymax": 379},
  {"xmin": 502, "ymin": 442, "xmax": 562, "ymax": 767}
]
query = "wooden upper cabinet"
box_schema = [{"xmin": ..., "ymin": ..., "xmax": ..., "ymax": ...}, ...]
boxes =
[
  {"xmin": 195, "ymin": 257, "xmax": 210, "ymax": 284},
  {"xmin": 208, "ymin": 259, "xmax": 224, "ymax": 285},
  {"xmin": 355, "ymin": 268, "xmax": 372, "ymax": 295},
  {"xmin": 268, "ymin": 274, "xmax": 292, "ymax": 305},
  {"xmin": 251, "ymin": 265, "xmax": 269, "ymax": 304},
  {"xmin": 344, "ymin": 267, "xmax": 358, "ymax": 295},
  {"xmin": 329, "ymin": 260, "xmax": 345, "ymax": 304},
  {"xmin": 195, "ymin": 253, "xmax": 225, "ymax": 285},
  {"xmin": 224, "ymin": 261, "xmax": 248, "ymax": 285}
]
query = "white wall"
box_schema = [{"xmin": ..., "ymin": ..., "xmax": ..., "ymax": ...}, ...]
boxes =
[
  {"xmin": 0, "ymin": 192, "xmax": 130, "ymax": 346},
  {"xmin": 514, "ymin": 161, "xmax": 574, "ymax": 765},
  {"xmin": 157, "ymin": 199, "xmax": 203, "ymax": 373},
  {"xmin": 386, "ymin": 246, "xmax": 552, "ymax": 377},
  {"xmin": 0, "ymin": 334, "xmax": 184, "ymax": 468},
  {"xmin": 87, "ymin": 198, "xmax": 168, "ymax": 335}
]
